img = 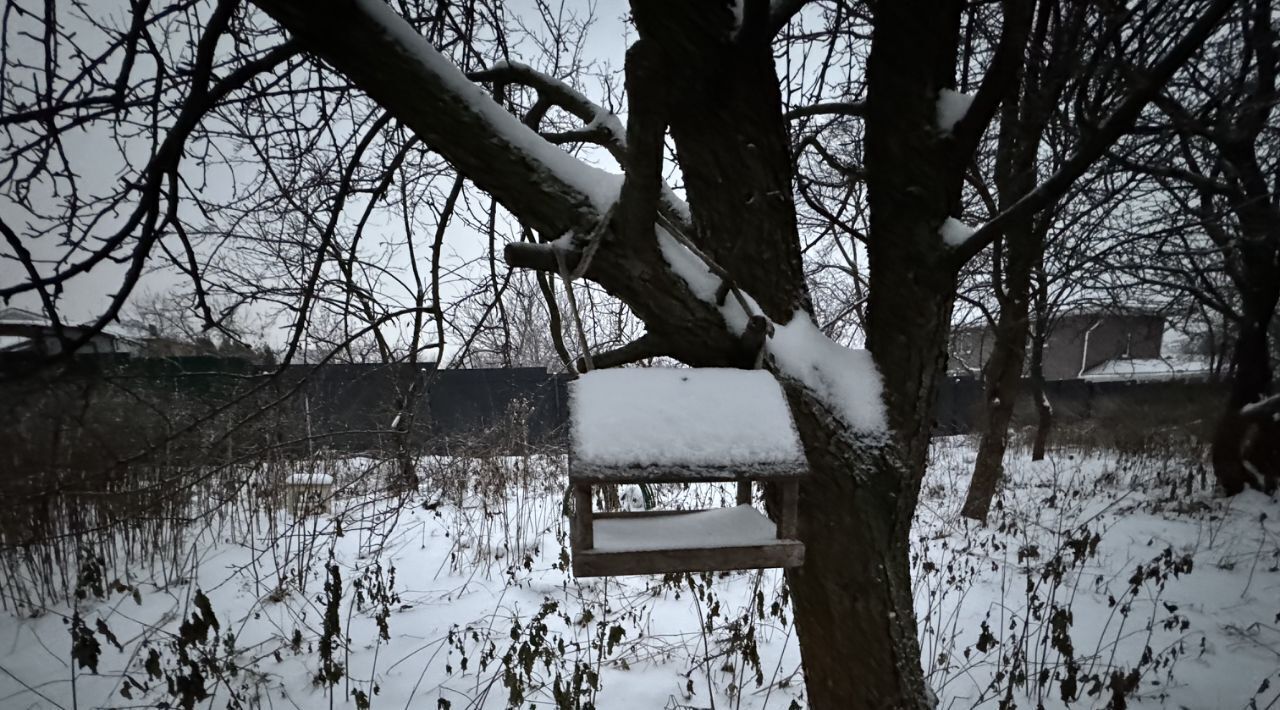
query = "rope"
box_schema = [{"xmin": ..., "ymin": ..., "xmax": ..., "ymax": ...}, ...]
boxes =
[
  {"xmin": 554, "ymin": 208, "xmax": 612, "ymax": 374},
  {"xmin": 558, "ymin": 206, "xmax": 771, "ymax": 373},
  {"xmin": 555, "ymin": 245, "xmax": 594, "ymax": 373},
  {"xmin": 655, "ymin": 212, "xmax": 771, "ymax": 370}
]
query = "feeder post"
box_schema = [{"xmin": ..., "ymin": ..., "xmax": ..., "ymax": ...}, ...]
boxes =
[
  {"xmin": 779, "ymin": 480, "xmax": 799, "ymax": 540},
  {"xmin": 572, "ymin": 483, "xmax": 594, "ymax": 550},
  {"xmin": 736, "ymin": 480, "xmax": 752, "ymax": 505}
]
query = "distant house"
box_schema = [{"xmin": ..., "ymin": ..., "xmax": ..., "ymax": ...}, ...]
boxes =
[
  {"xmin": 1078, "ymin": 356, "xmax": 1214, "ymax": 382},
  {"xmin": 948, "ymin": 310, "xmax": 1210, "ymax": 382},
  {"xmin": 0, "ymin": 307, "xmax": 130, "ymax": 357}
]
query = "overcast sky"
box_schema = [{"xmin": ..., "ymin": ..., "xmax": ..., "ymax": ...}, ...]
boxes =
[{"xmin": 1, "ymin": 0, "xmax": 635, "ymax": 357}]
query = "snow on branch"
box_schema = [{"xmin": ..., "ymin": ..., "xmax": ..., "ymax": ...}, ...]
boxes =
[
  {"xmin": 349, "ymin": 0, "xmax": 623, "ymax": 210},
  {"xmin": 467, "ymin": 60, "xmax": 627, "ymax": 165},
  {"xmin": 1241, "ymin": 393, "xmax": 1280, "ymax": 420},
  {"xmin": 655, "ymin": 225, "xmax": 887, "ymax": 437},
  {"xmin": 939, "ymin": 217, "xmax": 977, "ymax": 247},
  {"xmin": 253, "ymin": 0, "xmax": 624, "ymax": 236},
  {"xmin": 786, "ymin": 100, "xmax": 867, "ymax": 121}
]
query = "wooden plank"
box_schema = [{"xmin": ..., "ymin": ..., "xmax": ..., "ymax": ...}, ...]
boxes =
[
  {"xmin": 778, "ymin": 480, "xmax": 799, "ymax": 540},
  {"xmin": 569, "ymin": 461, "xmax": 807, "ymax": 484},
  {"xmin": 572, "ymin": 540, "xmax": 804, "ymax": 577},
  {"xmin": 572, "ymin": 483, "xmax": 593, "ymax": 550},
  {"xmin": 593, "ymin": 508, "xmax": 704, "ymax": 520},
  {"xmin": 736, "ymin": 480, "xmax": 752, "ymax": 505}
]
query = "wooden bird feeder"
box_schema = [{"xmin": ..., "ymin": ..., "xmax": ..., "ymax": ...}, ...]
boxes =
[
  {"xmin": 568, "ymin": 368, "xmax": 806, "ymax": 577},
  {"xmin": 285, "ymin": 472, "xmax": 334, "ymax": 516}
]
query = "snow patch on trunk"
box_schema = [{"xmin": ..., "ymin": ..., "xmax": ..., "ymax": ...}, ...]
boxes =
[
  {"xmin": 939, "ymin": 217, "xmax": 976, "ymax": 247},
  {"xmin": 768, "ymin": 313, "xmax": 888, "ymax": 435},
  {"xmin": 936, "ymin": 88, "xmax": 974, "ymax": 135}
]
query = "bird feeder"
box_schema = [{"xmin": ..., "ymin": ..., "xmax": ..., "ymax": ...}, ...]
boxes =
[
  {"xmin": 284, "ymin": 472, "xmax": 334, "ymax": 516},
  {"xmin": 568, "ymin": 368, "xmax": 806, "ymax": 577}
]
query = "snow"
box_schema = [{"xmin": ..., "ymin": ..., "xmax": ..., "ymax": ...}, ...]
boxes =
[
  {"xmin": 354, "ymin": 0, "xmax": 624, "ymax": 210},
  {"xmin": 1080, "ymin": 356, "xmax": 1212, "ymax": 382},
  {"xmin": 655, "ymin": 227, "xmax": 762, "ymax": 335},
  {"xmin": 286, "ymin": 472, "xmax": 335, "ymax": 486},
  {"xmin": 592, "ymin": 505, "xmax": 781, "ymax": 553},
  {"xmin": 1, "ymin": 447, "xmax": 1277, "ymax": 709},
  {"xmin": 768, "ymin": 312, "xmax": 887, "ymax": 434},
  {"xmin": 655, "ymin": 232, "xmax": 886, "ymax": 435},
  {"xmin": 939, "ymin": 216, "xmax": 976, "ymax": 247},
  {"xmin": 570, "ymin": 367, "xmax": 805, "ymax": 470},
  {"xmin": 936, "ymin": 88, "xmax": 974, "ymax": 134},
  {"xmin": 656, "ymin": 227, "xmax": 720, "ymax": 303}
]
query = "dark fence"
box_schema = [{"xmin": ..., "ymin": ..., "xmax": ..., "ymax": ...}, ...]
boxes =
[
  {"xmin": 0, "ymin": 358, "xmax": 571, "ymax": 475},
  {"xmin": 934, "ymin": 375, "xmax": 1227, "ymax": 436},
  {"xmin": 1, "ymin": 355, "xmax": 1226, "ymax": 475}
]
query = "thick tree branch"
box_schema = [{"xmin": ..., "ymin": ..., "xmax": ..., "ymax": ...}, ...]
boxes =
[
  {"xmin": 575, "ymin": 332, "xmax": 669, "ymax": 372},
  {"xmin": 468, "ymin": 60, "xmax": 628, "ymax": 165},
  {"xmin": 786, "ymin": 100, "xmax": 867, "ymax": 120},
  {"xmin": 949, "ymin": 0, "xmax": 1034, "ymax": 161},
  {"xmin": 251, "ymin": 0, "xmax": 602, "ymax": 238}
]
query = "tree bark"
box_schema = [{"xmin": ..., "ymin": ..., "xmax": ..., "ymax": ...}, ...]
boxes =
[
  {"xmin": 1029, "ymin": 271, "xmax": 1053, "ymax": 461},
  {"xmin": 1212, "ymin": 292, "xmax": 1279, "ymax": 493},
  {"xmin": 961, "ymin": 92, "xmax": 1041, "ymax": 524}
]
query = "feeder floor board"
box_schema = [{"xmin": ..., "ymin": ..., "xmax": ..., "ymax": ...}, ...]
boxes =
[{"xmin": 572, "ymin": 505, "xmax": 804, "ymax": 577}]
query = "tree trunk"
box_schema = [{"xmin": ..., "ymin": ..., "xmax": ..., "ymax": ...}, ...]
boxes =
[
  {"xmin": 961, "ymin": 308, "xmax": 1028, "ymax": 522},
  {"xmin": 1028, "ymin": 287, "xmax": 1053, "ymax": 461},
  {"xmin": 959, "ymin": 1, "xmax": 1072, "ymax": 521},
  {"xmin": 960, "ymin": 100, "xmax": 1040, "ymax": 523},
  {"xmin": 788, "ymin": 402, "xmax": 928, "ymax": 708},
  {"xmin": 631, "ymin": 7, "xmax": 938, "ymax": 705},
  {"xmin": 1209, "ymin": 179, "xmax": 1280, "ymax": 492},
  {"xmin": 1211, "ymin": 307, "xmax": 1277, "ymax": 493}
]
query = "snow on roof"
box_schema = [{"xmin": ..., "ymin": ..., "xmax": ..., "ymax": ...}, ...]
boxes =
[
  {"xmin": 570, "ymin": 368, "xmax": 805, "ymax": 475},
  {"xmin": 286, "ymin": 473, "xmax": 335, "ymax": 486},
  {"xmin": 0, "ymin": 306, "xmax": 50, "ymax": 327},
  {"xmin": 936, "ymin": 88, "xmax": 973, "ymax": 135},
  {"xmin": 1080, "ymin": 357, "xmax": 1212, "ymax": 382}
]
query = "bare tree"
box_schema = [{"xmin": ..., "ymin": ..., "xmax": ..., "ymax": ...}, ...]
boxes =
[
  {"xmin": 959, "ymin": 0, "xmax": 1090, "ymax": 522},
  {"xmin": 1106, "ymin": 0, "xmax": 1279, "ymax": 493},
  {"xmin": 1, "ymin": 0, "xmax": 1234, "ymax": 706}
]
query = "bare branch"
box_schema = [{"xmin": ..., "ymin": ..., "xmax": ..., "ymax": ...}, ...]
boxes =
[{"xmin": 950, "ymin": 0, "xmax": 1236, "ymax": 266}]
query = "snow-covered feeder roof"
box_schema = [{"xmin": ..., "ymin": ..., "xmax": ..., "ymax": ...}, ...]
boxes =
[
  {"xmin": 286, "ymin": 473, "xmax": 334, "ymax": 487},
  {"xmin": 569, "ymin": 368, "xmax": 807, "ymax": 482}
]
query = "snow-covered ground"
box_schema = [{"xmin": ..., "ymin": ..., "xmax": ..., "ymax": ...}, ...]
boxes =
[{"xmin": 1, "ymin": 440, "xmax": 1276, "ymax": 709}]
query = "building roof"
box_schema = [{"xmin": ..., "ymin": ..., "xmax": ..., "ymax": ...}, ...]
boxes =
[
  {"xmin": 0, "ymin": 306, "xmax": 51, "ymax": 327},
  {"xmin": 1080, "ymin": 356, "xmax": 1213, "ymax": 382}
]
